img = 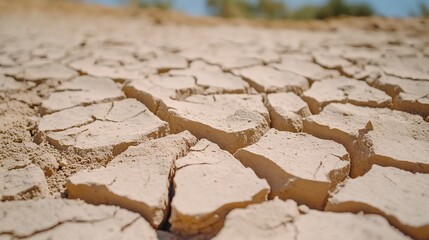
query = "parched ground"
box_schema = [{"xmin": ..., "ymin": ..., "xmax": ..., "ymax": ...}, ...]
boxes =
[{"xmin": 1, "ymin": 1, "xmax": 429, "ymax": 239}]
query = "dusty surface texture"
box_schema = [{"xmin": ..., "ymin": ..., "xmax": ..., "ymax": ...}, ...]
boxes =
[
  {"xmin": 235, "ymin": 129, "xmax": 350, "ymax": 210},
  {"xmin": 0, "ymin": 163, "xmax": 49, "ymax": 201},
  {"xmin": 214, "ymin": 199, "xmax": 411, "ymax": 240},
  {"xmin": 0, "ymin": 199, "xmax": 158, "ymax": 239},
  {"xmin": 170, "ymin": 139, "xmax": 269, "ymax": 236},
  {"xmin": 266, "ymin": 92, "xmax": 311, "ymax": 132},
  {"xmin": 1, "ymin": 0, "xmax": 428, "ymax": 239},
  {"xmin": 157, "ymin": 94, "xmax": 270, "ymax": 153},
  {"xmin": 304, "ymin": 103, "xmax": 429, "ymax": 177},
  {"xmin": 326, "ymin": 166, "xmax": 429, "ymax": 240},
  {"xmin": 40, "ymin": 98, "xmax": 169, "ymax": 163},
  {"xmin": 66, "ymin": 131, "xmax": 197, "ymax": 228},
  {"xmin": 302, "ymin": 76, "xmax": 391, "ymax": 114}
]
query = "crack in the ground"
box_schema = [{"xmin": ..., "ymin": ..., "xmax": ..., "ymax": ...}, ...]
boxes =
[
  {"xmin": 176, "ymin": 160, "xmax": 225, "ymax": 171},
  {"xmin": 43, "ymin": 119, "xmax": 96, "ymax": 133},
  {"xmin": 160, "ymin": 165, "xmax": 175, "ymax": 231},
  {"xmin": 189, "ymin": 144, "xmax": 210, "ymax": 152},
  {"xmin": 2, "ymin": 214, "xmax": 117, "ymax": 239},
  {"xmin": 71, "ymin": 128, "xmax": 89, "ymax": 147},
  {"xmin": 120, "ymin": 215, "xmax": 141, "ymax": 232},
  {"xmin": 103, "ymin": 102, "xmax": 115, "ymax": 118},
  {"xmin": 106, "ymin": 176, "xmax": 118, "ymax": 187},
  {"xmin": 313, "ymin": 161, "xmax": 323, "ymax": 179}
]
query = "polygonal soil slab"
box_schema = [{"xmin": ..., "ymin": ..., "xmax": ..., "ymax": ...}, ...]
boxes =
[
  {"xmin": 232, "ymin": 65, "xmax": 309, "ymax": 94},
  {"xmin": 123, "ymin": 75, "xmax": 197, "ymax": 113},
  {"xmin": 0, "ymin": 199, "xmax": 157, "ymax": 239},
  {"xmin": 326, "ymin": 165, "xmax": 429, "ymax": 240},
  {"xmin": 180, "ymin": 42, "xmax": 279, "ymax": 70},
  {"xmin": 303, "ymin": 103, "xmax": 429, "ymax": 177},
  {"xmin": 0, "ymin": 75, "xmax": 28, "ymax": 92},
  {"xmin": 108, "ymin": 130, "xmax": 197, "ymax": 167},
  {"xmin": 234, "ymin": 129, "xmax": 349, "ymax": 209},
  {"xmin": 69, "ymin": 56, "xmax": 152, "ymax": 81},
  {"xmin": 213, "ymin": 199, "xmax": 299, "ymax": 240},
  {"xmin": 371, "ymin": 75, "xmax": 429, "ymax": 118},
  {"xmin": 303, "ymin": 77, "xmax": 391, "ymax": 114},
  {"xmin": 312, "ymin": 52, "xmax": 352, "ymax": 70},
  {"xmin": 144, "ymin": 53, "xmax": 188, "ymax": 72},
  {"xmin": 38, "ymin": 102, "xmax": 111, "ymax": 132},
  {"xmin": 38, "ymin": 98, "xmax": 153, "ymax": 133},
  {"xmin": 272, "ymin": 58, "xmax": 336, "ymax": 82},
  {"xmin": 169, "ymin": 60, "xmax": 250, "ymax": 94},
  {"xmin": 293, "ymin": 210, "xmax": 411, "ymax": 240},
  {"xmin": 0, "ymin": 164, "xmax": 48, "ymax": 201},
  {"xmin": 194, "ymin": 50, "xmax": 264, "ymax": 71},
  {"xmin": 44, "ymin": 99, "xmax": 169, "ymax": 162},
  {"xmin": 124, "ymin": 72, "xmax": 250, "ymax": 114},
  {"xmin": 341, "ymin": 48, "xmax": 382, "ymax": 64},
  {"xmin": 342, "ymin": 65, "xmax": 382, "ymax": 82},
  {"xmin": 15, "ymin": 63, "xmax": 78, "ymax": 82},
  {"xmin": 40, "ymin": 75, "xmax": 124, "ymax": 114},
  {"xmin": 66, "ymin": 131, "xmax": 197, "ymax": 228},
  {"xmin": 157, "ymin": 94, "xmax": 270, "ymax": 153},
  {"xmin": 379, "ymin": 57, "xmax": 429, "ymax": 81},
  {"xmin": 266, "ymin": 92, "xmax": 311, "ymax": 132},
  {"xmin": 170, "ymin": 139, "xmax": 270, "ymax": 236},
  {"xmin": 214, "ymin": 199, "xmax": 410, "ymax": 240}
]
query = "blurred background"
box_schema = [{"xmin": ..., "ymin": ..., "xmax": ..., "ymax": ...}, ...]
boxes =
[{"xmin": 81, "ymin": 0, "xmax": 429, "ymax": 19}]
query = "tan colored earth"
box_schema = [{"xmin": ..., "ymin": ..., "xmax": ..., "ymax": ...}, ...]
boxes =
[{"xmin": 0, "ymin": 0, "xmax": 428, "ymax": 239}]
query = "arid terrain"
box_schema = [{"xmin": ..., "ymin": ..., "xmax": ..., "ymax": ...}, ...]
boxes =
[{"xmin": 0, "ymin": 1, "xmax": 428, "ymax": 239}]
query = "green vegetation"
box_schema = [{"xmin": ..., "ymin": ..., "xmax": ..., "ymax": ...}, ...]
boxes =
[
  {"xmin": 129, "ymin": 0, "xmax": 171, "ymax": 9},
  {"xmin": 257, "ymin": 0, "xmax": 288, "ymax": 19},
  {"xmin": 132, "ymin": 0, "xmax": 377, "ymax": 19},
  {"xmin": 207, "ymin": 0, "xmax": 287, "ymax": 19},
  {"xmin": 207, "ymin": 0, "xmax": 254, "ymax": 18},
  {"xmin": 206, "ymin": 0, "xmax": 287, "ymax": 19},
  {"xmin": 131, "ymin": 0, "xmax": 429, "ymax": 19},
  {"xmin": 315, "ymin": 0, "xmax": 373, "ymax": 19},
  {"xmin": 140, "ymin": 0, "xmax": 170, "ymax": 9},
  {"xmin": 207, "ymin": 0, "xmax": 374, "ymax": 19},
  {"xmin": 420, "ymin": 3, "xmax": 429, "ymax": 17}
]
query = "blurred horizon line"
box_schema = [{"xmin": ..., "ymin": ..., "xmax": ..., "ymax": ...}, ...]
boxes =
[{"xmin": 82, "ymin": 0, "xmax": 429, "ymax": 18}]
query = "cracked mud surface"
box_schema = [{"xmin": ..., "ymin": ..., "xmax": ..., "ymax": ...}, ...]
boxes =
[{"xmin": 0, "ymin": 1, "xmax": 428, "ymax": 239}]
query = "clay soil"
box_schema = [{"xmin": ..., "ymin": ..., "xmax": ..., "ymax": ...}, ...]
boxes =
[{"xmin": 0, "ymin": 1, "xmax": 428, "ymax": 239}]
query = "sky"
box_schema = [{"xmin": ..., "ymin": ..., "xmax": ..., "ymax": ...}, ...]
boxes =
[{"xmin": 85, "ymin": 0, "xmax": 429, "ymax": 18}]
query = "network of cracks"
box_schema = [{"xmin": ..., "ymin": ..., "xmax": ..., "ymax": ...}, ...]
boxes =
[{"xmin": 1, "ymin": 8, "xmax": 429, "ymax": 240}]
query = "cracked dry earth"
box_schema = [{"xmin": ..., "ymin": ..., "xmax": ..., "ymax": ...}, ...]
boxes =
[{"xmin": 1, "ymin": 3, "xmax": 429, "ymax": 240}]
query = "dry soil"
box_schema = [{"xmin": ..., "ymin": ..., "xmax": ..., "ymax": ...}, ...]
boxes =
[{"xmin": 0, "ymin": 1, "xmax": 428, "ymax": 239}]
